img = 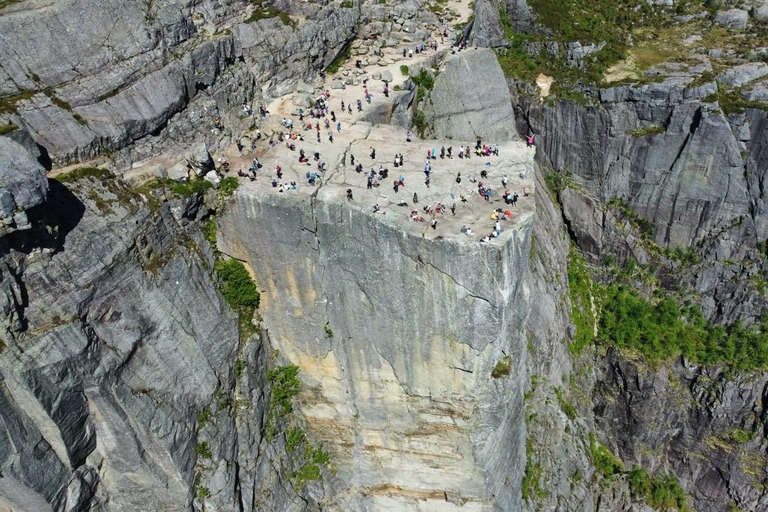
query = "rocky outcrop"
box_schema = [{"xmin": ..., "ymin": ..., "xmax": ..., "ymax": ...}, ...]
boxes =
[
  {"xmin": 217, "ymin": 185, "xmax": 534, "ymax": 510},
  {"xmin": 0, "ymin": 137, "xmax": 48, "ymax": 236},
  {"xmin": 425, "ymin": 48, "xmax": 519, "ymax": 141}
]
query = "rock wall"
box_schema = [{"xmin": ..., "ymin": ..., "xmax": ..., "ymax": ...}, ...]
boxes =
[
  {"xmin": 0, "ymin": 158, "xmax": 305, "ymax": 511},
  {"xmin": 217, "ymin": 189, "xmax": 534, "ymax": 510}
]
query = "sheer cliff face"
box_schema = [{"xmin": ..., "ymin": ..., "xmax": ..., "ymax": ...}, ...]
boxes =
[{"xmin": 218, "ymin": 191, "xmax": 534, "ymax": 510}]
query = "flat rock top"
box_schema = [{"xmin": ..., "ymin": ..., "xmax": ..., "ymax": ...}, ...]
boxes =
[{"xmin": 226, "ymin": 119, "xmax": 534, "ymax": 244}]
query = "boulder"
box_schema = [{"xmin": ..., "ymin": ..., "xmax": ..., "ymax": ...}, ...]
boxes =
[
  {"xmin": 185, "ymin": 142, "xmax": 214, "ymax": 176},
  {"xmin": 0, "ymin": 137, "xmax": 48, "ymax": 235},
  {"xmin": 380, "ymin": 70, "xmax": 393, "ymax": 82},
  {"xmin": 296, "ymin": 80, "xmax": 314, "ymax": 94},
  {"xmin": 204, "ymin": 170, "xmax": 221, "ymax": 187},
  {"xmin": 714, "ymin": 9, "xmax": 749, "ymax": 29},
  {"xmin": 561, "ymin": 187, "xmax": 604, "ymax": 256},
  {"xmin": 717, "ymin": 62, "xmax": 768, "ymax": 87},
  {"xmin": 330, "ymin": 79, "xmax": 345, "ymax": 89},
  {"xmin": 426, "ymin": 48, "xmax": 519, "ymax": 141},
  {"xmin": 372, "ymin": 71, "xmax": 382, "ymax": 80},
  {"xmin": 292, "ymin": 94, "xmax": 313, "ymax": 108}
]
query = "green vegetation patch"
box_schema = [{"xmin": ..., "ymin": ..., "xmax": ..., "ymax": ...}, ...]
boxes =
[
  {"xmin": 522, "ymin": 439, "xmax": 547, "ymax": 500},
  {"xmin": 599, "ymin": 286, "xmax": 768, "ymax": 370},
  {"xmin": 295, "ymin": 463, "xmax": 321, "ymax": 483},
  {"xmin": 400, "ymin": 64, "xmax": 410, "ymax": 75},
  {"xmin": 628, "ymin": 125, "xmax": 666, "ymax": 137},
  {"xmin": 327, "ymin": 44, "xmax": 351, "ymax": 74},
  {"xmin": 0, "ymin": 123, "xmax": 18, "ymax": 135},
  {"xmin": 704, "ymin": 90, "xmax": 768, "ymax": 115},
  {"xmin": 410, "ymin": 69, "xmax": 435, "ymax": 91},
  {"xmin": 267, "ymin": 365, "xmax": 300, "ymax": 418},
  {"xmin": 219, "ymin": 176, "xmax": 239, "ymax": 196},
  {"xmin": 214, "ymin": 259, "xmax": 260, "ymax": 310},
  {"xmin": 491, "ymin": 356, "xmax": 512, "ymax": 378},
  {"xmin": 286, "ymin": 427, "xmax": 304, "ymax": 452},
  {"xmin": 56, "ymin": 167, "xmax": 113, "ymax": 183},
  {"xmin": 555, "ymin": 386, "xmax": 577, "ymax": 420},
  {"xmin": 0, "ymin": 0, "xmax": 22, "ymax": 9},
  {"xmin": 246, "ymin": 1, "xmax": 297, "ymax": 29},
  {"xmin": 568, "ymin": 247, "xmax": 597, "ymax": 355},
  {"xmin": 628, "ymin": 465, "xmax": 687, "ymax": 510},
  {"xmin": 194, "ymin": 441, "xmax": 213, "ymax": 459},
  {"xmin": 589, "ymin": 432, "xmax": 623, "ymax": 477}
]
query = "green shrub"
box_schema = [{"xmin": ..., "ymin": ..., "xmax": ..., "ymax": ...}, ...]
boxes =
[
  {"xmin": 219, "ymin": 177, "xmax": 239, "ymax": 196},
  {"xmin": 194, "ymin": 441, "xmax": 213, "ymax": 458},
  {"xmin": 286, "ymin": 427, "xmax": 304, "ymax": 452},
  {"xmin": 324, "ymin": 325, "xmax": 334, "ymax": 338},
  {"xmin": 197, "ymin": 486, "xmax": 211, "ymax": 499},
  {"xmin": 491, "ymin": 356, "xmax": 512, "ymax": 378},
  {"xmin": 267, "ymin": 365, "xmax": 300, "ymax": 417},
  {"xmin": 214, "ymin": 259, "xmax": 260, "ymax": 310},
  {"xmin": 521, "ymin": 439, "xmax": 546, "ymax": 500},
  {"xmin": 628, "ymin": 466, "xmax": 687, "ymax": 510},
  {"xmin": 729, "ymin": 428, "xmax": 755, "ymax": 445},
  {"xmin": 589, "ymin": 433, "xmax": 623, "ymax": 476},
  {"xmin": 400, "ymin": 64, "xmax": 410, "ymax": 75},
  {"xmin": 245, "ymin": 1, "xmax": 297, "ymax": 28},
  {"xmin": 412, "ymin": 109, "xmax": 428, "ymax": 138},
  {"xmin": 340, "ymin": 0, "xmax": 353, "ymax": 7},
  {"xmin": 197, "ymin": 409, "xmax": 211, "ymax": 427},
  {"xmin": 410, "ymin": 69, "xmax": 435, "ymax": 90}
]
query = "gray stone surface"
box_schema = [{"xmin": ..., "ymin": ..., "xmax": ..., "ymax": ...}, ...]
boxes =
[
  {"xmin": 0, "ymin": 138, "xmax": 48, "ymax": 235},
  {"xmin": 426, "ymin": 48, "xmax": 519, "ymax": 141},
  {"xmin": 717, "ymin": 62, "xmax": 768, "ymax": 87},
  {"xmin": 715, "ymin": 8, "xmax": 749, "ymax": 29}
]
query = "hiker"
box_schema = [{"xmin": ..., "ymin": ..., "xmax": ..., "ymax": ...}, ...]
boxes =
[
  {"xmin": 502, "ymin": 175, "xmax": 508, "ymax": 187},
  {"xmin": 456, "ymin": 173, "xmax": 461, "ymax": 184},
  {"xmin": 394, "ymin": 180, "xmax": 400, "ymax": 193},
  {"xmin": 447, "ymin": 146, "xmax": 452, "ymax": 159},
  {"xmin": 341, "ymin": 100, "xmax": 345, "ymax": 111},
  {"xmin": 526, "ymin": 134, "xmax": 535, "ymax": 147},
  {"xmin": 276, "ymin": 166, "xmax": 283, "ymax": 179},
  {"xmin": 348, "ymin": 104, "xmax": 352, "ymax": 114},
  {"xmin": 413, "ymin": 192, "xmax": 418, "ymax": 204},
  {"xmin": 331, "ymin": 111, "xmax": 336, "ymax": 122},
  {"xmin": 440, "ymin": 146, "xmax": 445, "ymax": 159},
  {"xmin": 337, "ymin": 121, "xmax": 342, "ymax": 132},
  {"xmin": 451, "ymin": 204, "xmax": 456, "ymax": 215},
  {"xmin": 357, "ymin": 99, "xmax": 363, "ymax": 111},
  {"xmin": 328, "ymin": 132, "xmax": 334, "ymax": 143},
  {"xmin": 431, "ymin": 219, "xmax": 437, "ymax": 230},
  {"xmin": 406, "ymin": 131, "xmax": 412, "ymax": 142},
  {"xmin": 425, "ymin": 176, "xmax": 431, "ymax": 188},
  {"xmin": 370, "ymin": 147, "xmax": 376, "ymax": 159},
  {"xmin": 480, "ymin": 170, "xmax": 488, "ymax": 179},
  {"xmin": 458, "ymin": 147, "xmax": 464, "ymax": 159},
  {"xmin": 347, "ymin": 189, "xmax": 354, "ymax": 201},
  {"xmin": 465, "ymin": 145, "xmax": 471, "ymax": 159},
  {"xmin": 399, "ymin": 154, "xmax": 404, "ymax": 166},
  {"xmin": 367, "ymin": 177, "xmax": 373, "ymax": 189}
]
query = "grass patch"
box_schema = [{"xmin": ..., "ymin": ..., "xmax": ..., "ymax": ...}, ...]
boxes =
[
  {"xmin": 628, "ymin": 125, "xmax": 666, "ymax": 137},
  {"xmin": 589, "ymin": 432, "xmax": 623, "ymax": 477},
  {"xmin": 196, "ymin": 486, "xmax": 211, "ymax": 499},
  {"xmin": 198, "ymin": 410, "xmax": 212, "ymax": 427},
  {"xmin": 340, "ymin": 0, "xmax": 353, "ymax": 7},
  {"xmin": 729, "ymin": 428, "xmax": 755, "ymax": 445},
  {"xmin": 400, "ymin": 64, "xmax": 409, "ymax": 75},
  {"xmin": 56, "ymin": 167, "xmax": 113, "ymax": 183},
  {"xmin": 219, "ymin": 176, "xmax": 239, "ymax": 196},
  {"xmin": 0, "ymin": 0, "xmax": 22, "ymax": 9},
  {"xmin": 0, "ymin": 123, "xmax": 18, "ymax": 135},
  {"xmin": 245, "ymin": 0, "xmax": 297, "ymax": 29},
  {"xmin": 704, "ymin": 90, "xmax": 768, "ymax": 115},
  {"xmin": 628, "ymin": 465, "xmax": 687, "ymax": 510},
  {"xmin": 295, "ymin": 463, "xmax": 321, "ymax": 483},
  {"xmin": 194, "ymin": 441, "xmax": 213, "ymax": 459},
  {"xmin": 491, "ymin": 356, "xmax": 512, "ymax": 378},
  {"xmin": 267, "ymin": 365, "xmax": 300, "ymax": 418},
  {"xmin": 214, "ymin": 259, "xmax": 259, "ymax": 337}
]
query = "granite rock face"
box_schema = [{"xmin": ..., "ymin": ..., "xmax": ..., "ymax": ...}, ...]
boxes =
[
  {"xmin": 217, "ymin": 186, "xmax": 534, "ymax": 510},
  {"xmin": 0, "ymin": 160, "xmax": 303, "ymax": 511},
  {"xmin": 0, "ymin": 137, "xmax": 48, "ymax": 236},
  {"xmin": 425, "ymin": 49, "xmax": 519, "ymax": 141}
]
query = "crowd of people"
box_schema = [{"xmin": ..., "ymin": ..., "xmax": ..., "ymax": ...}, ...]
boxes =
[{"xmin": 211, "ymin": 13, "xmax": 534, "ymax": 244}]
